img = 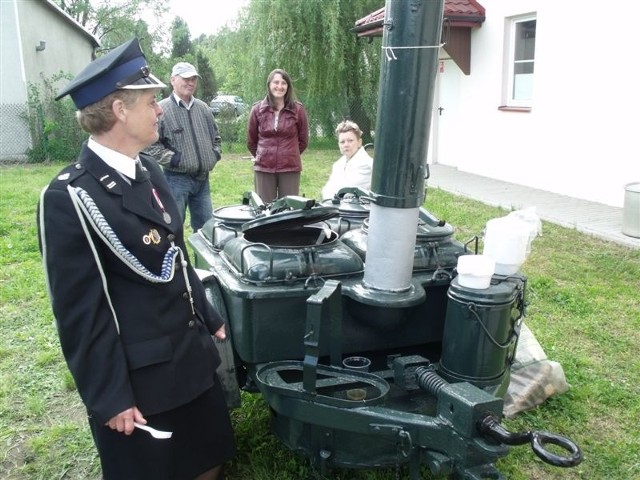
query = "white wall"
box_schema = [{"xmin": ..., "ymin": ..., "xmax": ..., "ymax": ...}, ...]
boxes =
[
  {"xmin": 434, "ymin": 0, "xmax": 640, "ymax": 207},
  {"xmin": 1, "ymin": 0, "xmax": 27, "ymax": 104},
  {"xmin": 18, "ymin": 0, "xmax": 97, "ymax": 91},
  {"xmin": 0, "ymin": 0, "xmax": 97, "ymax": 161},
  {"xmin": 0, "ymin": 0, "xmax": 30, "ymax": 159}
]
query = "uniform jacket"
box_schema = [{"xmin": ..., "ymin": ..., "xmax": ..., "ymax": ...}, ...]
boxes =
[
  {"xmin": 247, "ymin": 99, "xmax": 309, "ymax": 173},
  {"xmin": 145, "ymin": 95, "xmax": 221, "ymax": 181},
  {"xmin": 38, "ymin": 144, "xmax": 224, "ymax": 424},
  {"xmin": 321, "ymin": 146, "xmax": 373, "ymax": 199}
]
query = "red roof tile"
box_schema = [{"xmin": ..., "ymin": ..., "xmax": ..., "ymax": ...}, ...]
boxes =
[
  {"xmin": 355, "ymin": 7, "xmax": 385, "ymax": 28},
  {"xmin": 354, "ymin": 0, "xmax": 485, "ymax": 36},
  {"xmin": 446, "ymin": 0, "xmax": 485, "ymax": 17}
]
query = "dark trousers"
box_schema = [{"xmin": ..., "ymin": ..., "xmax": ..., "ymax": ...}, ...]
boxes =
[{"xmin": 254, "ymin": 171, "xmax": 300, "ymax": 203}]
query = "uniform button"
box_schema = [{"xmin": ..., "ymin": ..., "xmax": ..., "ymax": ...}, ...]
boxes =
[
  {"xmin": 188, "ymin": 320, "xmax": 195, "ymax": 328},
  {"xmin": 167, "ymin": 234, "xmax": 175, "ymax": 241},
  {"xmin": 182, "ymin": 292, "xmax": 188, "ymax": 299}
]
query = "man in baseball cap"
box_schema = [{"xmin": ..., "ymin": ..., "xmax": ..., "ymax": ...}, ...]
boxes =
[
  {"xmin": 171, "ymin": 62, "xmax": 200, "ymax": 78},
  {"xmin": 145, "ymin": 59, "xmax": 223, "ymax": 232}
]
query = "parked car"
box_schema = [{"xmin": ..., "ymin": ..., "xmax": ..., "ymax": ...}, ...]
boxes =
[{"xmin": 210, "ymin": 95, "xmax": 247, "ymax": 116}]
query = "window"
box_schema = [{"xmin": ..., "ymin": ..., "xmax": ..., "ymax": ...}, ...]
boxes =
[{"xmin": 503, "ymin": 15, "xmax": 536, "ymax": 109}]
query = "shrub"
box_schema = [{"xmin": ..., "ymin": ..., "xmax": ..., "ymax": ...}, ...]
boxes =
[
  {"xmin": 217, "ymin": 109, "xmax": 249, "ymax": 154},
  {"xmin": 25, "ymin": 72, "xmax": 87, "ymax": 163}
]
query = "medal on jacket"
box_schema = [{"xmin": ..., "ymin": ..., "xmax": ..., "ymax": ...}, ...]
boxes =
[
  {"xmin": 152, "ymin": 187, "xmax": 172, "ymax": 224},
  {"xmin": 143, "ymin": 229, "xmax": 162, "ymax": 245}
]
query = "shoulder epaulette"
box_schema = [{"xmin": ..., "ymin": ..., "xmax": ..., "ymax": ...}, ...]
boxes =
[{"xmin": 52, "ymin": 162, "xmax": 86, "ymax": 186}]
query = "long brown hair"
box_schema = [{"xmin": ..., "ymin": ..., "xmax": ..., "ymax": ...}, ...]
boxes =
[{"xmin": 266, "ymin": 68, "xmax": 297, "ymax": 109}]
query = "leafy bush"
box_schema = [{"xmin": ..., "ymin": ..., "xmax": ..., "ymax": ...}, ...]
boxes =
[
  {"xmin": 25, "ymin": 72, "xmax": 87, "ymax": 163},
  {"xmin": 217, "ymin": 109, "xmax": 249, "ymax": 154}
]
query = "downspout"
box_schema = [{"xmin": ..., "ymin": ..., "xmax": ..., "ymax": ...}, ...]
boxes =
[{"xmin": 362, "ymin": 0, "xmax": 444, "ymax": 300}]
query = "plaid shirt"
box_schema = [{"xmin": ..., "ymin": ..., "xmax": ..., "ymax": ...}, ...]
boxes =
[{"xmin": 146, "ymin": 94, "xmax": 221, "ymax": 180}]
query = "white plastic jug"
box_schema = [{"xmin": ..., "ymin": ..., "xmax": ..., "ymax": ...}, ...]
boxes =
[{"xmin": 483, "ymin": 216, "xmax": 530, "ymax": 275}]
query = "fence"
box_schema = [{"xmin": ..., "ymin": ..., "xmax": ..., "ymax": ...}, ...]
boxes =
[
  {"xmin": 0, "ymin": 103, "xmax": 32, "ymax": 163},
  {"xmin": 1, "ymin": 96, "xmax": 375, "ymax": 165}
]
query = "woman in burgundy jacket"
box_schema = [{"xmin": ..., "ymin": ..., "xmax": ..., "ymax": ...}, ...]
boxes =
[{"xmin": 247, "ymin": 68, "xmax": 309, "ymax": 202}]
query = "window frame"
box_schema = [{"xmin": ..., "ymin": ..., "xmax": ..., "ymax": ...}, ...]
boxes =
[{"xmin": 502, "ymin": 13, "xmax": 537, "ymax": 110}]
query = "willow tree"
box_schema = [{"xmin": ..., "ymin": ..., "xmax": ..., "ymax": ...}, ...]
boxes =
[{"xmin": 239, "ymin": 0, "xmax": 383, "ymax": 143}]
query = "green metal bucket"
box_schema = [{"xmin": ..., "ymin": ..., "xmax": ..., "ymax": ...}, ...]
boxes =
[{"xmin": 439, "ymin": 276, "xmax": 524, "ymax": 392}]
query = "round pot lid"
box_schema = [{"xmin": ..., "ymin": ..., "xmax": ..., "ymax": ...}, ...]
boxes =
[
  {"xmin": 322, "ymin": 196, "xmax": 371, "ymax": 217},
  {"xmin": 242, "ymin": 205, "xmax": 339, "ymax": 234},
  {"xmin": 212, "ymin": 204, "xmax": 259, "ymax": 223}
]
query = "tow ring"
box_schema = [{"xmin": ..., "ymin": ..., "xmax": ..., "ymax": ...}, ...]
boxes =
[
  {"xmin": 477, "ymin": 413, "xmax": 583, "ymax": 468},
  {"xmin": 531, "ymin": 431, "xmax": 582, "ymax": 467}
]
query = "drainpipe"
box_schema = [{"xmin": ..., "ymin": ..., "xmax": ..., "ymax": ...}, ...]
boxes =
[{"xmin": 363, "ymin": 0, "xmax": 444, "ymax": 297}]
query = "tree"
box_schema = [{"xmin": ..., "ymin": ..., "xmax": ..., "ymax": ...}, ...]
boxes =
[
  {"xmin": 195, "ymin": 50, "xmax": 218, "ymax": 102},
  {"xmin": 53, "ymin": 0, "xmax": 170, "ymax": 51},
  {"xmin": 171, "ymin": 17, "xmax": 193, "ymax": 58},
  {"xmin": 59, "ymin": 0, "xmax": 91, "ymax": 27},
  {"xmin": 200, "ymin": 25, "xmax": 253, "ymax": 103},
  {"xmin": 235, "ymin": 0, "xmax": 383, "ymax": 142}
]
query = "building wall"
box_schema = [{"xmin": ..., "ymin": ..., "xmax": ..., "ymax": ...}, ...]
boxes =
[
  {"xmin": 18, "ymin": 0, "xmax": 96, "ymax": 91},
  {"xmin": 1, "ymin": 0, "xmax": 31, "ymax": 160},
  {"xmin": 1, "ymin": 0, "xmax": 27, "ymax": 103},
  {"xmin": 0, "ymin": 0, "xmax": 97, "ymax": 161},
  {"xmin": 434, "ymin": 0, "xmax": 640, "ymax": 207}
]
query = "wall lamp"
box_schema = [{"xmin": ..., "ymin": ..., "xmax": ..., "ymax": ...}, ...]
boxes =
[{"xmin": 36, "ymin": 41, "xmax": 46, "ymax": 52}]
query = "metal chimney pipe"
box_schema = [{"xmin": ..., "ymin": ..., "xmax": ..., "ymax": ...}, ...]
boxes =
[{"xmin": 363, "ymin": 0, "xmax": 444, "ymax": 294}]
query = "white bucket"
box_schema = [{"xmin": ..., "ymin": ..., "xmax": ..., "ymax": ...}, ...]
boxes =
[
  {"xmin": 456, "ymin": 255, "xmax": 495, "ymax": 289},
  {"xmin": 483, "ymin": 217, "xmax": 530, "ymax": 275}
]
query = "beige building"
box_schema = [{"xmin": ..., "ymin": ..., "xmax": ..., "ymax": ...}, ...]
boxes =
[
  {"xmin": 0, "ymin": 0, "xmax": 99, "ymax": 161},
  {"xmin": 357, "ymin": 0, "xmax": 640, "ymax": 208}
]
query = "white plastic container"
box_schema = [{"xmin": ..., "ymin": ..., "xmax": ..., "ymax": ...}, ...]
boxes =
[
  {"xmin": 483, "ymin": 216, "xmax": 530, "ymax": 275},
  {"xmin": 622, "ymin": 182, "xmax": 640, "ymax": 238},
  {"xmin": 456, "ymin": 255, "xmax": 495, "ymax": 289},
  {"xmin": 506, "ymin": 207, "xmax": 542, "ymax": 255}
]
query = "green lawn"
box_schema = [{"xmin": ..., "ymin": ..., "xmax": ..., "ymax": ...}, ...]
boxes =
[{"xmin": 1, "ymin": 151, "xmax": 638, "ymax": 479}]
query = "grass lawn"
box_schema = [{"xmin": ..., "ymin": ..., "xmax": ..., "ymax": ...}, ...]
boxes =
[{"xmin": 1, "ymin": 149, "xmax": 639, "ymax": 479}]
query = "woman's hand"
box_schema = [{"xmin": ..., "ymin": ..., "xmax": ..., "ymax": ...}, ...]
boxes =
[
  {"xmin": 105, "ymin": 406, "xmax": 146, "ymax": 435},
  {"xmin": 214, "ymin": 324, "xmax": 227, "ymax": 340}
]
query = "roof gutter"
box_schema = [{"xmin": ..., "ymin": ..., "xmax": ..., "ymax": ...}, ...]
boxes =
[
  {"xmin": 350, "ymin": 20, "xmax": 384, "ymax": 35},
  {"xmin": 444, "ymin": 14, "xmax": 486, "ymax": 24}
]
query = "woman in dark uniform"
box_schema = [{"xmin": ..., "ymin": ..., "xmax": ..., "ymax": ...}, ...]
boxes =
[{"xmin": 37, "ymin": 38, "xmax": 235, "ymax": 479}]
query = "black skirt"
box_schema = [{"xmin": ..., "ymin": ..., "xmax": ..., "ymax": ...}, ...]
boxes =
[{"xmin": 89, "ymin": 379, "xmax": 235, "ymax": 480}]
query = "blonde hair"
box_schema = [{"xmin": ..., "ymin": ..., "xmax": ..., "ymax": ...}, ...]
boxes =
[
  {"xmin": 76, "ymin": 89, "xmax": 145, "ymax": 134},
  {"xmin": 335, "ymin": 120, "xmax": 363, "ymax": 139}
]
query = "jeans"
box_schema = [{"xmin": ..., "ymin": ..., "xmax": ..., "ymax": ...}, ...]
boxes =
[{"xmin": 163, "ymin": 171, "xmax": 213, "ymax": 232}]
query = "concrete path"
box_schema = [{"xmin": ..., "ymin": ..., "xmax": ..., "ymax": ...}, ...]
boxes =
[{"xmin": 426, "ymin": 164, "xmax": 640, "ymax": 250}]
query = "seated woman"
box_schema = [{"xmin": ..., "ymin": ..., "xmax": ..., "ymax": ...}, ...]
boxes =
[{"xmin": 321, "ymin": 120, "xmax": 373, "ymax": 199}]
